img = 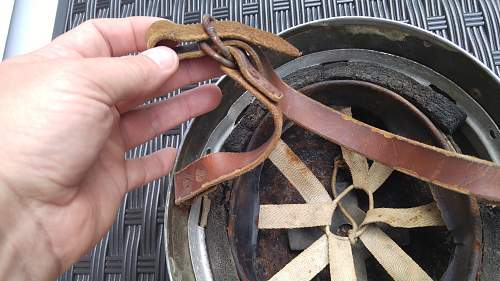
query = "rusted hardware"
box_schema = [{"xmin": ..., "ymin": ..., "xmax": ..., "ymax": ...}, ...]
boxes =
[
  {"xmin": 201, "ymin": 16, "xmax": 233, "ymax": 61},
  {"xmin": 198, "ymin": 15, "xmax": 237, "ymax": 68},
  {"xmin": 199, "ymin": 42, "xmax": 236, "ymax": 68}
]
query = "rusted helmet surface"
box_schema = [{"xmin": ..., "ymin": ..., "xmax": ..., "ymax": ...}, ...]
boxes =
[{"xmin": 167, "ymin": 17, "xmax": 500, "ymax": 281}]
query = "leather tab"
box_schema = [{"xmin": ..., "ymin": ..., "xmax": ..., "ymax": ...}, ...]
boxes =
[{"xmin": 146, "ymin": 19, "xmax": 300, "ymax": 57}]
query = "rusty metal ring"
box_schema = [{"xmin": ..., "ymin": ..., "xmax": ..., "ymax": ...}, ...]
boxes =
[
  {"xmin": 201, "ymin": 15, "xmax": 233, "ymax": 61},
  {"xmin": 199, "ymin": 41, "xmax": 236, "ymax": 69}
]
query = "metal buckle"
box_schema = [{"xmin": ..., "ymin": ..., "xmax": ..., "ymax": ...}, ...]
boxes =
[{"xmin": 199, "ymin": 15, "xmax": 237, "ymax": 69}]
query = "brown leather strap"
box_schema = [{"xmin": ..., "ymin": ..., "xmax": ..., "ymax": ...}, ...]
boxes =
[
  {"xmin": 174, "ymin": 41, "xmax": 283, "ymax": 204},
  {"xmin": 146, "ymin": 19, "xmax": 500, "ymax": 205},
  {"xmin": 146, "ymin": 19, "xmax": 300, "ymax": 57},
  {"xmin": 255, "ymin": 48, "xmax": 500, "ymax": 201},
  {"xmin": 174, "ymin": 73, "xmax": 283, "ymax": 203}
]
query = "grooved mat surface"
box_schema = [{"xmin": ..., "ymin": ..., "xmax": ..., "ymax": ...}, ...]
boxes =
[{"xmin": 54, "ymin": 1, "xmax": 500, "ymax": 280}]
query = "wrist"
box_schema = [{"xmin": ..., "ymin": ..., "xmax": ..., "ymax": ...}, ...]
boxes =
[{"xmin": 0, "ymin": 182, "xmax": 62, "ymax": 281}]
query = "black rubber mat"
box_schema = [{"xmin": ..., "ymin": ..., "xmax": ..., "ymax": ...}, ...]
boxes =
[{"xmin": 53, "ymin": 1, "xmax": 500, "ymax": 280}]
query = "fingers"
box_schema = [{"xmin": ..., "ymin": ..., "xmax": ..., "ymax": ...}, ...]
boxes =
[
  {"xmin": 116, "ymin": 56, "xmax": 224, "ymax": 112},
  {"xmin": 120, "ymin": 84, "xmax": 222, "ymax": 149},
  {"xmin": 80, "ymin": 46, "xmax": 179, "ymax": 106},
  {"xmin": 49, "ymin": 17, "xmax": 161, "ymax": 58},
  {"xmin": 77, "ymin": 46, "xmax": 222, "ymax": 112},
  {"xmin": 161, "ymin": 56, "xmax": 224, "ymax": 93},
  {"xmin": 125, "ymin": 148, "xmax": 177, "ymax": 191}
]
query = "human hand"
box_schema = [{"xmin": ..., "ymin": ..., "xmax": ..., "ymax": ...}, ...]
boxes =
[{"xmin": 0, "ymin": 17, "xmax": 222, "ymax": 280}]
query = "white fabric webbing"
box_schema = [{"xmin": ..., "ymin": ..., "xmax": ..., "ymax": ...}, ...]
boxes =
[
  {"xmin": 268, "ymin": 140, "xmax": 355, "ymax": 281},
  {"xmin": 327, "ymin": 231, "xmax": 357, "ymax": 281},
  {"xmin": 259, "ymin": 202, "xmax": 444, "ymax": 230},
  {"xmin": 267, "ymin": 140, "xmax": 334, "ymax": 281},
  {"xmin": 362, "ymin": 203, "xmax": 445, "ymax": 228},
  {"xmin": 365, "ymin": 161, "xmax": 393, "ymax": 193},
  {"xmin": 258, "ymin": 203, "xmax": 334, "ymax": 229},
  {"xmin": 359, "ymin": 226, "xmax": 433, "ymax": 281},
  {"xmin": 269, "ymin": 140, "xmax": 331, "ymax": 203},
  {"xmin": 341, "ymin": 147, "xmax": 393, "ymax": 193},
  {"xmin": 268, "ymin": 235, "xmax": 329, "ymax": 281},
  {"xmin": 264, "ymin": 138, "xmax": 436, "ymax": 281},
  {"xmin": 341, "ymin": 147, "xmax": 369, "ymax": 188}
]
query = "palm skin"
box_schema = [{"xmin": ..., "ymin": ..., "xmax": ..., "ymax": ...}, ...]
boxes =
[{"xmin": 0, "ymin": 17, "xmax": 223, "ymax": 281}]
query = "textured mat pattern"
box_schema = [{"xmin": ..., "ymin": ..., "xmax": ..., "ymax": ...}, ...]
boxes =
[{"xmin": 54, "ymin": 1, "xmax": 500, "ymax": 281}]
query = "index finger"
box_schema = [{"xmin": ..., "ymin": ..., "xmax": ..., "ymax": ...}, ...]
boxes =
[{"xmin": 50, "ymin": 17, "xmax": 163, "ymax": 58}]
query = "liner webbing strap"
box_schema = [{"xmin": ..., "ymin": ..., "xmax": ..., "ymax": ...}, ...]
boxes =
[
  {"xmin": 341, "ymin": 147, "xmax": 393, "ymax": 193},
  {"xmin": 268, "ymin": 140, "xmax": 331, "ymax": 203},
  {"xmin": 268, "ymin": 235, "xmax": 329, "ymax": 281},
  {"xmin": 262, "ymin": 140, "xmax": 435, "ymax": 281},
  {"xmin": 327, "ymin": 230, "xmax": 357, "ymax": 281},
  {"xmin": 258, "ymin": 203, "xmax": 334, "ymax": 229},
  {"xmin": 258, "ymin": 202, "xmax": 444, "ymax": 229},
  {"xmin": 359, "ymin": 226, "xmax": 433, "ymax": 281},
  {"xmin": 361, "ymin": 203, "xmax": 445, "ymax": 228}
]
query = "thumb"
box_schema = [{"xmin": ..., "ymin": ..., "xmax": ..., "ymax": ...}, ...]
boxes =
[{"xmin": 82, "ymin": 46, "xmax": 179, "ymax": 108}]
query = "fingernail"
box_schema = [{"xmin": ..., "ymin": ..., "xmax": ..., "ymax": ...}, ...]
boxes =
[{"xmin": 142, "ymin": 46, "xmax": 177, "ymax": 69}]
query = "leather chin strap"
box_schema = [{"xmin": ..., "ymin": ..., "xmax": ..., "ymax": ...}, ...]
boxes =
[{"xmin": 146, "ymin": 18, "xmax": 500, "ymax": 205}]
